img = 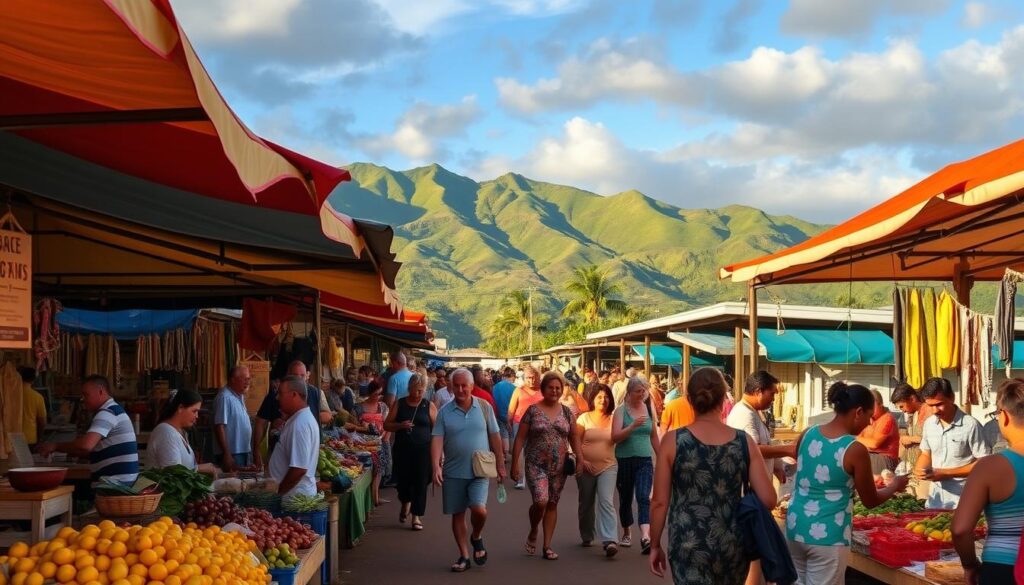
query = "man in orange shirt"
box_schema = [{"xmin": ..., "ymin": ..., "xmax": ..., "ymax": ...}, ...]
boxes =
[{"xmin": 659, "ymin": 391, "xmax": 695, "ymax": 434}]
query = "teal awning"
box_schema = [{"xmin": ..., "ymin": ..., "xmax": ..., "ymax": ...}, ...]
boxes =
[
  {"xmin": 631, "ymin": 345, "xmax": 725, "ymax": 367},
  {"xmin": 754, "ymin": 328, "xmax": 893, "ymax": 365},
  {"xmin": 994, "ymin": 341, "xmax": 1024, "ymax": 369}
]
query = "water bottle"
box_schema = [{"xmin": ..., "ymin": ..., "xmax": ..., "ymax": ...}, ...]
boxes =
[{"xmin": 496, "ymin": 483, "xmax": 507, "ymax": 504}]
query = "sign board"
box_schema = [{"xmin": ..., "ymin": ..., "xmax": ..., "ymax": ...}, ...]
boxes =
[
  {"xmin": 0, "ymin": 227, "xmax": 31, "ymax": 348},
  {"xmin": 240, "ymin": 356, "xmax": 272, "ymax": 416}
]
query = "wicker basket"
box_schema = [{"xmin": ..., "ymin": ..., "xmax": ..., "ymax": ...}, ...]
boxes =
[{"xmin": 95, "ymin": 493, "xmax": 163, "ymax": 517}]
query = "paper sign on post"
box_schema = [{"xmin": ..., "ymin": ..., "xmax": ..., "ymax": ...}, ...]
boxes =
[
  {"xmin": 0, "ymin": 226, "xmax": 31, "ymax": 349},
  {"xmin": 240, "ymin": 355, "xmax": 271, "ymax": 416}
]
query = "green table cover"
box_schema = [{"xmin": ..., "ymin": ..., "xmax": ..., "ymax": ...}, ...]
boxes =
[{"xmin": 338, "ymin": 471, "xmax": 373, "ymax": 548}]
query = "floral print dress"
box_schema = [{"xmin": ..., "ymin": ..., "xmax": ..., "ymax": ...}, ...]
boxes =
[
  {"xmin": 521, "ymin": 404, "xmax": 572, "ymax": 504},
  {"xmin": 667, "ymin": 428, "xmax": 750, "ymax": 585}
]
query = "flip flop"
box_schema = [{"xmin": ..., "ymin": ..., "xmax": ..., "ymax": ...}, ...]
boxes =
[
  {"xmin": 412, "ymin": 521, "xmax": 424, "ymax": 531},
  {"xmin": 451, "ymin": 557, "xmax": 471, "ymax": 573},
  {"xmin": 543, "ymin": 548, "xmax": 559, "ymax": 560},
  {"xmin": 525, "ymin": 535, "xmax": 537, "ymax": 555},
  {"xmin": 641, "ymin": 538, "xmax": 652, "ymax": 555},
  {"xmin": 470, "ymin": 537, "xmax": 488, "ymax": 566}
]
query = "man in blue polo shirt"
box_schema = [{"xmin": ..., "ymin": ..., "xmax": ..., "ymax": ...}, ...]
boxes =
[
  {"xmin": 214, "ymin": 365, "xmax": 253, "ymax": 471},
  {"xmin": 39, "ymin": 375, "xmax": 138, "ymax": 485},
  {"xmin": 385, "ymin": 351, "xmax": 413, "ymax": 409},
  {"xmin": 432, "ymin": 369, "xmax": 505, "ymax": 572}
]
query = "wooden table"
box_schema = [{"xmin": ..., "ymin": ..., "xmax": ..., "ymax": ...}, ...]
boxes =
[
  {"xmin": 849, "ymin": 551, "xmax": 940, "ymax": 585},
  {"xmin": 295, "ymin": 536, "xmax": 326, "ymax": 585},
  {"xmin": 0, "ymin": 484, "xmax": 74, "ymax": 546}
]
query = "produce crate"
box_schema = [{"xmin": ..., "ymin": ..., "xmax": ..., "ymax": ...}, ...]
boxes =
[
  {"xmin": 852, "ymin": 514, "xmax": 901, "ymax": 530},
  {"xmin": 269, "ymin": 566, "xmax": 298, "ymax": 585},
  {"xmin": 868, "ymin": 529, "xmax": 941, "ymax": 568},
  {"xmin": 281, "ymin": 510, "xmax": 328, "ymax": 585}
]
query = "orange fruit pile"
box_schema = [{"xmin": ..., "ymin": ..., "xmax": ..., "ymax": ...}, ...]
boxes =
[{"xmin": 0, "ymin": 518, "xmax": 271, "ymax": 585}]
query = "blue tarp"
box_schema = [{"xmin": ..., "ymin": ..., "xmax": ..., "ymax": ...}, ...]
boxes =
[
  {"xmin": 995, "ymin": 341, "xmax": 1024, "ymax": 369},
  {"xmin": 631, "ymin": 345, "xmax": 725, "ymax": 367},
  {"xmin": 756, "ymin": 328, "xmax": 894, "ymax": 365},
  {"xmin": 57, "ymin": 309, "xmax": 199, "ymax": 339}
]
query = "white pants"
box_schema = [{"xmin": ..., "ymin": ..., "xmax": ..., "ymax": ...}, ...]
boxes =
[{"xmin": 787, "ymin": 541, "xmax": 849, "ymax": 585}]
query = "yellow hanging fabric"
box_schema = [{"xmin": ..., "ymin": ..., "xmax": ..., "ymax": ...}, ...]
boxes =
[
  {"xmin": 922, "ymin": 288, "xmax": 940, "ymax": 379},
  {"xmin": 904, "ymin": 289, "xmax": 925, "ymax": 388},
  {"xmin": 0, "ymin": 361, "xmax": 24, "ymax": 457},
  {"xmin": 936, "ymin": 291, "xmax": 960, "ymax": 369}
]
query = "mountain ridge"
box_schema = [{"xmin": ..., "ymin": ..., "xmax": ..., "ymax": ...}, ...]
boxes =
[{"xmin": 330, "ymin": 163, "xmax": 887, "ymax": 347}]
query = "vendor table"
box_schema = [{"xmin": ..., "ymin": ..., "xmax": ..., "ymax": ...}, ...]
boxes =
[
  {"xmin": 296, "ymin": 536, "xmax": 326, "ymax": 585},
  {"xmin": 337, "ymin": 472, "xmax": 373, "ymax": 549},
  {"xmin": 849, "ymin": 551, "xmax": 940, "ymax": 585},
  {"xmin": 0, "ymin": 484, "xmax": 73, "ymax": 546}
]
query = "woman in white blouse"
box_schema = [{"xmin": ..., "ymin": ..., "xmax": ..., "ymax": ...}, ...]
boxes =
[{"xmin": 145, "ymin": 389, "xmax": 218, "ymax": 475}]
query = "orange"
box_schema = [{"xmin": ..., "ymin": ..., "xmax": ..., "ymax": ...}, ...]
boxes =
[
  {"xmin": 25, "ymin": 573, "xmax": 43, "ymax": 585},
  {"xmin": 39, "ymin": 562, "xmax": 57, "ymax": 579},
  {"xmin": 76, "ymin": 566, "xmax": 100, "ymax": 584},
  {"xmin": 148, "ymin": 565, "xmax": 168, "ymax": 582},
  {"xmin": 163, "ymin": 561, "xmax": 178, "ymax": 574},
  {"xmin": 108, "ymin": 542, "xmax": 127, "ymax": 559},
  {"xmin": 146, "ymin": 581, "xmax": 164, "ymax": 585},
  {"xmin": 164, "ymin": 577, "xmax": 181, "ymax": 585},
  {"xmin": 46, "ymin": 539, "xmax": 67, "ymax": 553},
  {"xmin": 96, "ymin": 539, "xmax": 112, "ymax": 555},
  {"xmin": 150, "ymin": 534, "xmax": 163, "ymax": 547},
  {"xmin": 125, "ymin": 554, "xmax": 139, "ymax": 567},
  {"xmin": 56, "ymin": 565, "xmax": 76, "ymax": 584},
  {"xmin": 202, "ymin": 566, "xmax": 219, "ymax": 579},
  {"xmin": 74, "ymin": 556, "xmax": 94, "ymax": 571},
  {"xmin": 153, "ymin": 547, "xmax": 166, "ymax": 560},
  {"xmin": 139, "ymin": 550, "xmax": 159, "ymax": 567},
  {"xmin": 10, "ymin": 574, "xmax": 27, "ymax": 585},
  {"xmin": 81, "ymin": 526, "xmax": 101, "ymax": 538},
  {"xmin": 82, "ymin": 580, "xmax": 102, "ymax": 585},
  {"xmin": 129, "ymin": 566, "xmax": 148, "ymax": 579},
  {"xmin": 108, "ymin": 565, "xmax": 128, "ymax": 581},
  {"xmin": 127, "ymin": 577, "xmax": 145, "ymax": 585},
  {"xmin": 9, "ymin": 543, "xmax": 29, "ymax": 559},
  {"xmin": 133, "ymin": 537, "xmax": 153, "ymax": 553},
  {"xmin": 99, "ymin": 521, "xmax": 116, "ymax": 531},
  {"xmin": 112, "ymin": 531, "xmax": 130, "ymax": 544},
  {"xmin": 166, "ymin": 550, "xmax": 184, "ymax": 564},
  {"xmin": 30, "ymin": 543, "xmax": 47, "ymax": 558},
  {"xmin": 15, "ymin": 558, "xmax": 36, "ymax": 573},
  {"xmin": 95, "ymin": 555, "xmax": 111, "ymax": 572},
  {"xmin": 100, "ymin": 529, "xmax": 116, "ymax": 541},
  {"xmin": 77, "ymin": 536, "xmax": 97, "ymax": 552},
  {"xmin": 58, "ymin": 527, "xmax": 78, "ymax": 541},
  {"xmin": 113, "ymin": 580, "xmax": 132, "ymax": 585}
]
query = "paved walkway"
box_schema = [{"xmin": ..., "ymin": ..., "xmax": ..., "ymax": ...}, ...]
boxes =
[{"xmin": 338, "ymin": 479, "xmax": 884, "ymax": 585}]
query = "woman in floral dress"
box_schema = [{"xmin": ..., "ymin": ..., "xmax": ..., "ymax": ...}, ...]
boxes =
[
  {"xmin": 511, "ymin": 370, "xmax": 584, "ymax": 560},
  {"xmin": 648, "ymin": 368, "xmax": 777, "ymax": 585}
]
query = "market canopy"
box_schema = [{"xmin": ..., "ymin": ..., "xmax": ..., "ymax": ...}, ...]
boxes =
[
  {"xmin": 666, "ymin": 331, "xmax": 762, "ymax": 356},
  {"xmin": 751, "ymin": 328, "xmax": 894, "ymax": 365},
  {"xmin": 631, "ymin": 344, "xmax": 727, "ymax": 367},
  {"xmin": 721, "ymin": 138, "xmax": 1024, "ymax": 285}
]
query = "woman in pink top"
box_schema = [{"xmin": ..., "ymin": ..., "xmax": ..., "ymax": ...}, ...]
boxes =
[
  {"xmin": 858, "ymin": 388, "xmax": 901, "ymax": 473},
  {"xmin": 508, "ymin": 366, "xmax": 544, "ymax": 489}
]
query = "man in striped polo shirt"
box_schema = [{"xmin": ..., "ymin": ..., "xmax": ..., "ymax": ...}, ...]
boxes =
[{"xmin": 39, "ymin": 375, "xmax": 139, "ymax": 485}]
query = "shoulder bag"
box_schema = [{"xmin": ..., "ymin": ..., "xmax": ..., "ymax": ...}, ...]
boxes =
[
  {"xmin": 471, "ymin": 398, "xmax": 498, "ymax": 479},
  {"xmin": 561, "ymin": 405, "xmax": 577, "ymax": 476}
]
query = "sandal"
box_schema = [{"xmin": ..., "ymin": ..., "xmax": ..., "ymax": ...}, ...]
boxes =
[
  {"xmin": 641, "ymin": 538, "xmax": 652, "ymax": 555},
  {"xmin": 603, "ymin": 542, "xmax": 618, "ymax": 558},
  {"xmin": 450, "ymin": 557, "xmax": 471, "ymax": 573},
  {"xmin": 412, "ymin": 520, "xmax": 424, "ymax": 531},
  {"xmin": 542, "ymin": 548, "xmax": 559, "ymax": 560},
  {"xmin": 619, "ymin": 534, "xmax": 632, "ymax": 547},
  {"xmin": 470, "ymin": 537, "xmax": 488, "ymax": 565},
  {"xmin": 525, "ymin": 535, "xmax": 538, "ymax": 555}
]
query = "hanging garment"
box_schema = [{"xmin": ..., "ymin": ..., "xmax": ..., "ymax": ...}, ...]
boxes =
[
  {"xmin": 979, "ymin": 316, "xmax": 994, "ymax": 406},
  {"xmin": 936, "ymin": 291, "xmax": 960, "ymax": 370},
  {"xmin": 959, "ymin": 305, "xmax": 976, "ymax": 403},
  {"xmin": 239, "ymin": 299, "xmax": 297, "ymax": 352},
  {"xmin": 0, "ymin": 361, "xmax": 24, "ymax": 457},
  {"xmin": 994, "ymin": 269, "xmax": 1024, "ymax": 374},
  {"xmin": 892, "ymin": 288, "xmax": 905, "ymax": 382},
  {"xmin": 33, "ymin": 298, "xmax": 62, "ymax": 372},
  {"xmin": 905, "ymin": 289, "xmax": 926, "ymax": 388},
  {"xmin": 922, "ymin": 288, "xmax": 940, "ymax": 380}
]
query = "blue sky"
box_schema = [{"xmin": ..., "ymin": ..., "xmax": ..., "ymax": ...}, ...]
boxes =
[{"xmin": 171, "ymin": 0, "xmax": 1024, "ymax": 222}]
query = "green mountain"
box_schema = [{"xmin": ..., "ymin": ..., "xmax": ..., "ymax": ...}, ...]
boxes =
[{"xmin": 330, "ymin": 163, "xmax": 894, "ymax": 347}]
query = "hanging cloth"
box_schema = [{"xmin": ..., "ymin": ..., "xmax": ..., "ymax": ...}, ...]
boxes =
[
  {"xmin": 892, "ymin": 288, "xmax": 905, "ymax": 382},
  {"xmin": 979, "ymin": 316, "xmax": 994, "ymax": 406},
  {"xmin": 922, "ymin": 288, "xmax": 940, "ymax": 380},
  {"xmin": 994, "ymin": 269, "xmax": 1024, "ymax": 375},
  {"xmin": 239, "ymin": 299, "xmax": 297, "ymax": 352},
  {"xmin": 905, "ymin": 289, "xmax": 926, "ymax": 388},
  {"xmin": 936, "ymin": 291, "xmax": 960, "ymax": 370},
  {"xmin": 0, "ymin": 361, "xmax": 24, "ymax": 457}
]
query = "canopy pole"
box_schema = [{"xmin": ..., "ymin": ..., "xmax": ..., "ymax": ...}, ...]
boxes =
[
  {"xmin": 620, "ymin": 339, "xmax": 626, "ymax": 372},
  {"xmin": 734, "ymin": 326, "xmax": 743, "ymax": 399},
  {"xmin": 748, "ymin": 282, "xmax": 758, "ymax": 375},
  {"xmin": 682, "ymin": 328, "xmax": 691, "ymax": 386},
  {"xmin": 644, "ymin": 335, "xmax": 652, "ymax": 379},
  {"xmin": 344, "ymin": 323, "xmax": 352, "ymax": 370},
  {"xmin": 954, "ymin": 260, "xmax": 975, "ymax": 413},
  {"xmin": 314, "ymin": 291, "xmax": 324, "ymax": 387}
]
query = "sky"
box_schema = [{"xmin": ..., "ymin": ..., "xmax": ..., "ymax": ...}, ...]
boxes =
[{"xmin": 170, "ymin": 0, "xmax": 1024, "ymax": 223}]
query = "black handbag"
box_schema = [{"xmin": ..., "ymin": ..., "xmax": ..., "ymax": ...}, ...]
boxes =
[
  {"xmin": 561, "ymin": 405, "xmax": 577, "ymax": 476},
  {"xmin": 736, "ymin": 431, "xmax": 798, "ymax": 585}
]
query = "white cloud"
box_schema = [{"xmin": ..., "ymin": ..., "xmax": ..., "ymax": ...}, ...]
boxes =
[
  {"xmin": 962, "ymin": 2, "xmax": 995, "ymax": 28},
  {"xmin": 780, "ymin": 0, "xmax": 949, "ymax": 39},
  {"xmin": 492, "ymin": 0, "xmax": 590, "ymax": 15},
  {"xmin": 356, "ymin": 97, "xmax": 483, "ymax": 161}
]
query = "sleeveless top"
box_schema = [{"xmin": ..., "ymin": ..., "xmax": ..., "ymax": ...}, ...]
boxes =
[
  {"xmin": 394, "ymin": 398, "xmax": 432, "ymax": 447},
  {"xmin": 615, "ymin": 404, "xmax": 653, "ymax": 459},
  {"xmin": 982, "ymin": 450, "xmax": 1024, "ymax": 565},
  {"xmin": 787, "ymin": 425, "xmax": 856, "ymax": 547}
]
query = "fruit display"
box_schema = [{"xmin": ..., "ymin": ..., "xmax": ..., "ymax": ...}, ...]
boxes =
[
  {"xmin": 0, "ymin": 518, "xmax": 269, "ymax": 585},
  {"xmin": 180, "ymin": 497, "xmax": 318, "ymax": 552},
  {"xmin": 263, "ymin": 545, "xmax": 298, "ymax": 570},
  {"xmin": 317, "ymin": 449, "xmax": 343, "ymax": 481},
  {"xmin": 852, "ymin": 494, "xmax": 925, "ymax": 517},
  {"xmin": 906, "ymin": 512, "xmax": 954, "ymax": 543}
]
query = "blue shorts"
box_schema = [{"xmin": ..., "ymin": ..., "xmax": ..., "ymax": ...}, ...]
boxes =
[
  {"xmin": 442, "ymin": 477, "xmax": 489, "ymax": 514},
  {"xmin": 498, "ymin": 421, "xmax": 510, "ymax": 442}
]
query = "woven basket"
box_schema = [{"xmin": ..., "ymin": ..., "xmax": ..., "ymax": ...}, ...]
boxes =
[{"xmin": 95, "ymin": 493, "xmax": 162, "ymax": 517}]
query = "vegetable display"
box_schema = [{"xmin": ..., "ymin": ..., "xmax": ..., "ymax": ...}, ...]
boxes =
[
  {"xmin": 852, "ymin": 494, "xmax": 925, "ymax": 517},
  {"xmin": 139, "ymin": 465, "xmax": 213, "ymax": 516},
  {"xmin": 282, "ymin": 493, "xmax": 328, "ymax": 513},
  {"xmin": 181, "ymin": 497, "xmax": 318, "ymax": 551},
  {"xmin": 905, "ymin": 512, "xmax": 953, "ymax": 543},
  {"xmin": 264, "ymin": 544, "xmax": 299, "ymax": 569}
]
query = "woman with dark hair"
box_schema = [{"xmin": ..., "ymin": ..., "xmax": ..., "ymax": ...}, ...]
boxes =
[
  {"xmin": 952, "ymin": 378, "xmax": 1024, "ymax": 585},
  {"xmin": 858, "ymin": 388, "xmax": 901, "ymax": 473},
  {"xmin": 354, "ymin": 380, "xmax": 391, "ymax": 506},
  {"xmin": 612, "ymin": 376, "xmax": 660, "ymax": 553},
  {"xmin": 145, "ymin": 389, "xmax": 218, "ymax": 475},
  {"xmin": 385, "ymin": 372, "xmax": 437, "ymax": 531},
  {"xmin": 786, "ymin": 382, "xmax": 910, "ymax": 585},
  {"xmin": 649, "ymin": 367, "xmax": 776, "ymax": 584},
  {"xmin": 575, "ymin": 384, "xmax": 618, "ymax": 556}
]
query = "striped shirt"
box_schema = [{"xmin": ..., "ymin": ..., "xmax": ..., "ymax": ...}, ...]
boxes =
[
  {"xmin": 88, "ymin": 398, "xmax": 139, "ymax": 485},
  {"xmin": 982, "ymin": 450, "xmax": 1024, "ymax": 565}
]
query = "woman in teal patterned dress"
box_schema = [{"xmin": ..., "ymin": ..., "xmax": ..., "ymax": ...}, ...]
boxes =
[{"xmin": 648, "ymin": 368, "xmax": 777, "ymax": 585}]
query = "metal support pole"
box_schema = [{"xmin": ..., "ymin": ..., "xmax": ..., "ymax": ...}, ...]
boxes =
[
  {"xmin": 748, "ymin": 282, "xmax": 759, "ymax": 375},
  {"xmin": 344, "ymin": 323, "xmax": 352, "ymax": 369},
  {"xmin": 644, "ymin": 335, "xmax": 652, "ymax": 379},
  {"xmin": 619, "ymin": 339, "xmax": 626, "ymax": 371},
  {"xmin": 682, "ymin": 328, "xmax": 691, "ymax": 385},
  {"xmin": 734, "ymin": 326, "xmax": 743, "ymax": 399},
  {"xmin": 314, "ymin": 291, "xmax": 324, "ymax": 386}
]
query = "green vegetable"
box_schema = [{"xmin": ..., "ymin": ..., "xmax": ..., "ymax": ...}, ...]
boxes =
[
  {"xmin": 852, "ymin": 493, "xmax": 925, "ymax": 517},
  {"xmin": 282, "ymin": 493, "xmax": 327, "ymax": 513},
  {"xmin": 140, "ymin": 465, "xmax": 213, "ymax": 516}
]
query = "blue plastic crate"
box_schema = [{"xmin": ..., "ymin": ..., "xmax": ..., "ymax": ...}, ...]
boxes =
[{"xmin": 269, "ymin": 566, "xmax": 298, "ymax": 585}]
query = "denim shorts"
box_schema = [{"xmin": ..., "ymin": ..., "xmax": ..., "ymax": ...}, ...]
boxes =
[{"xmin": 442, "ymin": 477, "xmax": 489, "ymax": 514}]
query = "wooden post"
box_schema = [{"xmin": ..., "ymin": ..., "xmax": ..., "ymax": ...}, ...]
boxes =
[
  {"xmin": 682, "ymin": 327, "xmax": 691, "ymax": 384},
  {"xmin": 748, "ymin": 282, "xmax": 759, "ymax": 375},
  {"xmin": 343, "ymin": 323, "xmax": 352, "ymax": 369},
  {"xmin": 734, "ymin": 325, "xmax": 743, "ymax": 398},
  {"xmin": 619, "ymin": 339, "xmax": 626, "ymax": 371},
  {"xmin": 314, "ymin": 291, "xmax": 323, "ymax": 386},
  {"xmin": 644, "ymin": 335, "xmax": 652, "ymax": 379}
]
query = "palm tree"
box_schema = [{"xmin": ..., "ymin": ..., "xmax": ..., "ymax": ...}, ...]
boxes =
[
  {"xmin": 485, "ymin": 290, "xmax": 546, "ymax": 356},
  {"xmin": 562, "ymin": 265, "xmax": 628, "ymax": 323}
]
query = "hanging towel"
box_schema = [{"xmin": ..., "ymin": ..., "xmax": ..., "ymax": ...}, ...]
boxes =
[
  {"xmin": 979, "ymin": 316, "xmax": 994, "ymax": 406},
  {"xmin": 0, "ymin": 361, "xmax": 24, "ymax": 457},
  {"xmin": 922, "ymin": 288, "xmax": 940, "ymax": 379},
  {"xmin": 239, "ymin": 299, "xmax": 297, "ymax": 352},
  {"xmin": 892, "ymin": 289, "xmax": 905, "ymax": 382},
  {"xmin": 994, "ymin": 269, "xmax": 1024, "ymax": 375},
  {"xmin": 905, "ymin": 289, "xmax": 925, "ymax": 388},
  {"xmin": 959, "ymin": 305, "xmax": 975, "ymax": 403},
  {"xmin": 936, "ymin": 291, "xmax": 960, "ymax": 370}
]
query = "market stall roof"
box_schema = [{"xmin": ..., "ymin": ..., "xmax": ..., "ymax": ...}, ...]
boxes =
[
  {"xmin": 630, "ymin": 344, "xmax": 728, "ymax": 367},
  {"xmin": 666, "ymin": 331, "xmax": 763, "ymax": 356},
  {"xmin": 721, "ymin": 138, "xmax": 1024, "ymax": 285},
  {"xmin": 0, "ymin": 0, "xmax": 405, "ymax": 314},
  {"xmin": 57, "ymin": 308, "xmax": 198, "ymax": 339},
  {"xmin": 751, "ymin": 328, "xmax": 894, "ymax": 365}
]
